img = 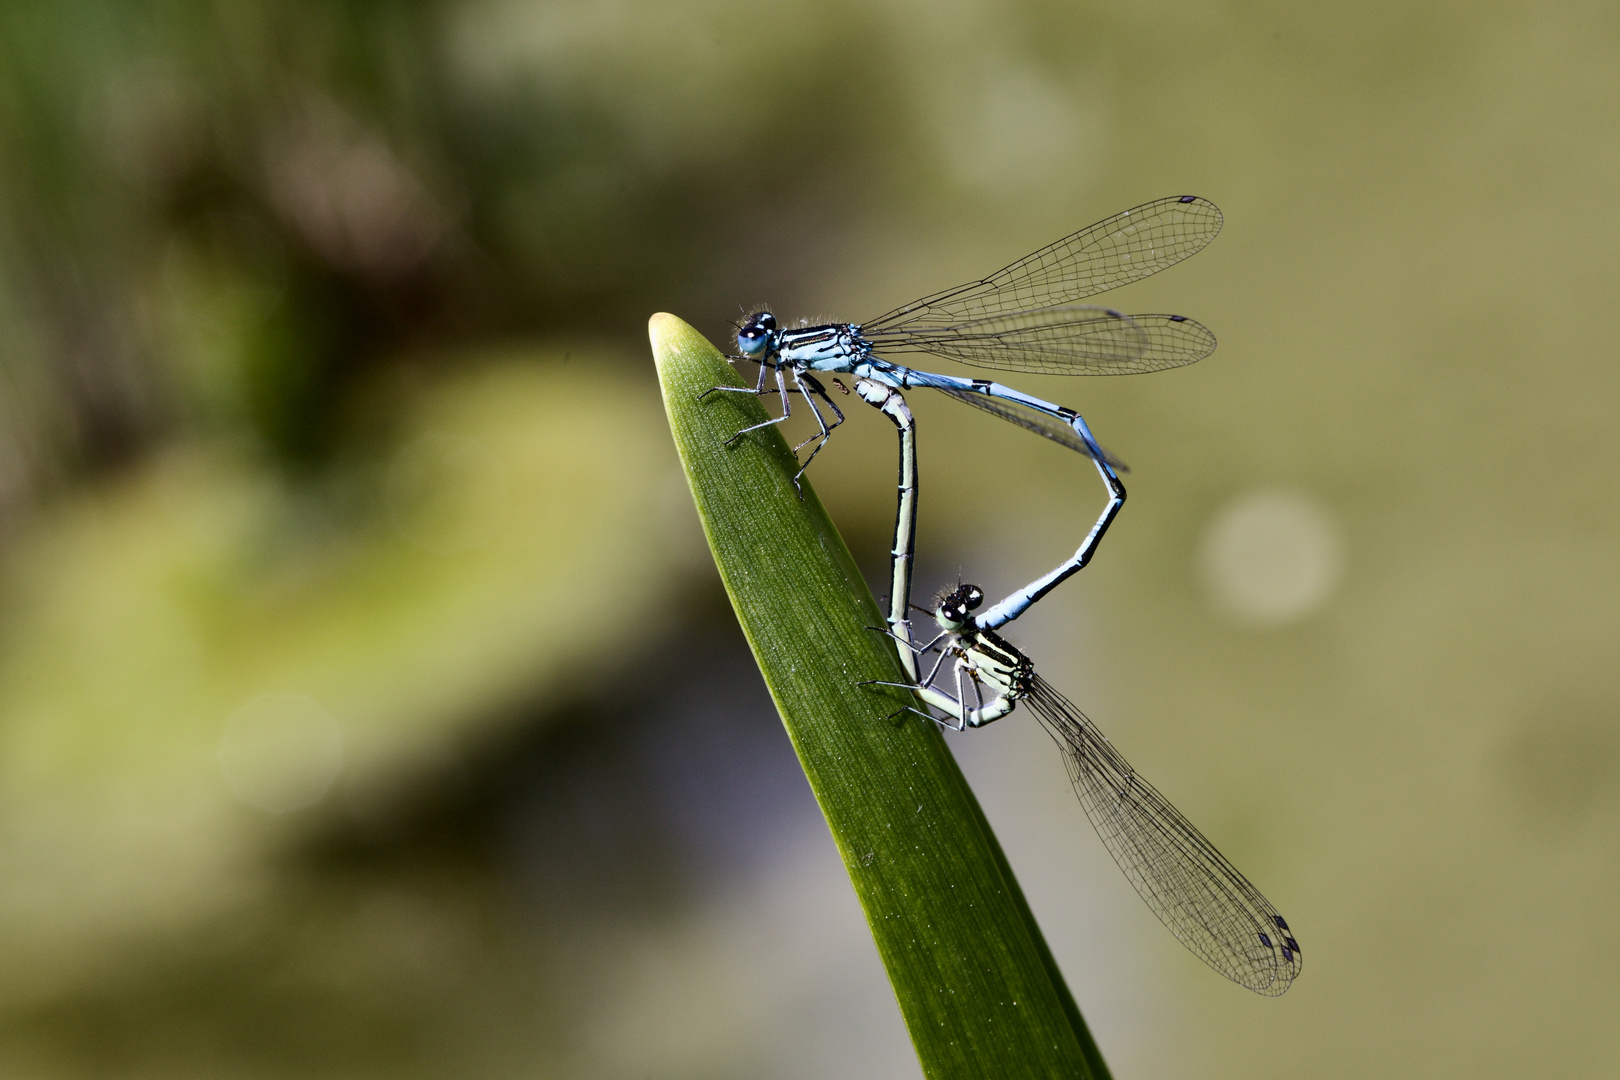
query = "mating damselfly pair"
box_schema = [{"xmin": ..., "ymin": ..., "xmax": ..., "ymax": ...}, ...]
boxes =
[{"xmin": 711, "ymin": 196, "xmax": 1301, "ymax": 996}]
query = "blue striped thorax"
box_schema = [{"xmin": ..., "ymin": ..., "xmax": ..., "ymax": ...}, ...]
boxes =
[{"xmin": 777, "ymin": 323, "xmax": 866, "ymax": 371}]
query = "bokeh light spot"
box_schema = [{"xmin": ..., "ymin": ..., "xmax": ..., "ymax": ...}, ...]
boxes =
[
  {"xmin": 1198, "ymin": 489, "xmax": 1345, "ymax": 628},
  {"xmin": 218, "ymin": 694, "xmax": 345, "ymax": 813}
]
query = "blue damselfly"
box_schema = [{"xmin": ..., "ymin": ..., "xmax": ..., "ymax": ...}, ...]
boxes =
[{"xmin": 713, "ymin": 196, "xmax": 1220, "ymax": 634}]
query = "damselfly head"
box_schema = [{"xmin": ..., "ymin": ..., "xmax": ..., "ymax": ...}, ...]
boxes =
[
  {"xmin": 935, "ymin": 584, "xmax": 985, "ymax": 631},
  {"xmin": 736, "ymin": 311, "xmax": 777, "ymax": 360}
]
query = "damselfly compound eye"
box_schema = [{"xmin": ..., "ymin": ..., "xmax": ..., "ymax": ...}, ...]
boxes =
[
  {"xmin": 937, "ymin": 584, "xmax": 985, "ymax": 628},
  {"xmin": 736, "ymin": 311, "xmax": 776, "ymax": 358}
]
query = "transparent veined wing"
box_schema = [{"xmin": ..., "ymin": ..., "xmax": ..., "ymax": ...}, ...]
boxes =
[
  {"xmin": 863, "ymin": 196, "xmax": 1222, "ymax": 334},
  {"xmin": 868, "ymin": 305, "xmax": 1216, "ymax": 376},
  {"xmin": 1024, "ymin": 676, "xmax": 1301, "ymax": 995}
]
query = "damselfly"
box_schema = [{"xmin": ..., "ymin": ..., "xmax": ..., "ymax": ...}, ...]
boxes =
[
  {"xmin": 875, "ymin": 581, "xmax": 1303, "ymax": 996},
  {"xmin": 712, "ymin": 196, "xmax": 1220, "ymax": 634}
]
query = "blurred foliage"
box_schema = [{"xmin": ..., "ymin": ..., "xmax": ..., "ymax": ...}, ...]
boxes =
[
  {"xmin": 0, "ymin": 0, "xmax": 1617, "ymax": 1077},
  {"xmin": 0, "ymin": 347, "xmax": 702, "ymax": 1075},
  {"xmin": 0, "ymin": 0, "xmax": 896, "ymax": 491}
]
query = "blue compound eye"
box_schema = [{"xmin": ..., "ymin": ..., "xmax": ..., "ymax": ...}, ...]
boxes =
[{"xmin": 737, "ymin": 311, "xmax": 775, "ymax": 358}]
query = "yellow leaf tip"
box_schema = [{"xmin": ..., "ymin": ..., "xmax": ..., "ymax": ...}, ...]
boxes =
[{"xmin": 648, "ymin": 312, "xmax": 687, "ymax": 349}]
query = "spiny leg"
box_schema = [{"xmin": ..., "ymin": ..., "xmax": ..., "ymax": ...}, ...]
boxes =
[
  {"xmin": 927, "ymin": 659, "xmax": 972, "ymax": 732},
  {"xmin": 707, "ymin": 356, "xmax": 821, "ymax": 405},
  {"xmin": 861, "ymin": 663, "xmax": 942, "ymax": 726},
  {"xmin": 723, "ymin": 363, "xmax": 796, "ymax": 446},
  {"xmin": 885, "ymin": 701, "xmax": 941, "ymax": 725},
  {"xmin": 894, "ymin": 653, "xmax": 971, "ymax": 732},
  {"xmin": 789, "ymin": 374, "xmax": 843, "ymax": 454},
  {"xmin": 919, "ymin": 637, "xmax": 953, "ymax": 690},
  {"xmin": 786, "ymin": 370, "xmax": 846, "ymax": 483},
  {"xmin": 700, "ymin": 353, "xmax": 772, "ymax": 403},
  {"xmin": 958, "ymin": 659, "xmax": 984, "ymax": 731}
]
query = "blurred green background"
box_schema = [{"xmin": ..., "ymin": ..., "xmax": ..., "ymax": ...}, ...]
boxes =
[{"xmin": 1, "ymin": 0, "xmax": 1616, "ymax": 1076}]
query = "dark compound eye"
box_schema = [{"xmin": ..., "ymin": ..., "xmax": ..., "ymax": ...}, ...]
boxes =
[
  {"xmin": 936, "ymin": 584, "xmax": 986, "ymax": 627},
  {"xmin": 939, "ymin": 584, "xmax": 981, "ymax": 619}
]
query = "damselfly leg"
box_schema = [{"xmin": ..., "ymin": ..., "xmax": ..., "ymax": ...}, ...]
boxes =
[{"xmin": 883, "ymin": 578, "xmax": 1303, "ymax": 995}]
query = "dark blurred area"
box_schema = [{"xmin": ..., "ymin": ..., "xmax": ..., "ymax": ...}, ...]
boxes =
[
  {"xmin": 0, "ymin": 1, "xmax": 894, "ymax": 490},
  {"xmin": 1, "ymin": 1, "xmax": 1619, "ymax": 1077}
]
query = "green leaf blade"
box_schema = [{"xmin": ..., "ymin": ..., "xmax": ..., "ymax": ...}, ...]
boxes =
[{"xmin": 650, "ymin": 313, "xmax": 1108, "ymax": 1080}]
